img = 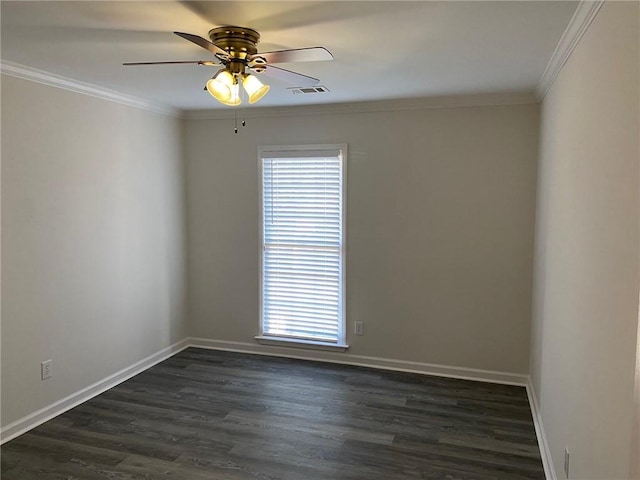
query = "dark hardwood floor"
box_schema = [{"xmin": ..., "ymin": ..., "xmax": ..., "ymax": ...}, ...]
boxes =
[{"xmin": 1, "ymin": 348, "xmax": 545, "ymax": 479}]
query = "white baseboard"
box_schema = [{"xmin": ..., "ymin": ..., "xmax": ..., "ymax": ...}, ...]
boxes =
[
  {"xmin": 188, "ymin": 337, "xmax": 529, "ymax": 386},
  {"xmin": 2, "ymin": 334, "xmax": 551, "ymax": 480},
  {"xmin": 0, "ymin": 339, "xmax": 190, "ymax": 445},
  {"xmin": 526, "ymin": 377, "xmax": 556, "ymax": 480}
]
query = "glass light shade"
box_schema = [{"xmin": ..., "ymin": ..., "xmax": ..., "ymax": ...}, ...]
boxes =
[
  {"xmin": 219, "ymin": 82, "xmax": 241, "ymax": 106},
  {"xmin": 206, "ymin": 70, "xmax": 234, "ymax": 103},
  {"xmin": 243, "ymin": 74, "xmax": 270, "ymax": 104}
]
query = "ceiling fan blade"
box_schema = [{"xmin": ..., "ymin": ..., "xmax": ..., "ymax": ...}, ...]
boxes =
[
  {"xmin": 259, "ymin": 65, "xmax": 319, "ymax": 88},
  {"xmin": 123, "ymin": 60, "xmax": 220, "ymax": 66},
  {"xmin": 174, "ymin": 31, "xmax": 228, "ymax": 59},
  {"xmin": 251, "ymin": 47, "xmax": 333, "ymax": 65}
]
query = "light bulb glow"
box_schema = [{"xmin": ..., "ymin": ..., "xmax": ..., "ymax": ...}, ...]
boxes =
[
  {"xmin": 243, "ymin": 74, "xmax": 270, "ymax": 104},
  {"xmin": 206, "ymin": 70, "xmax": 234, "ymax": 103},
  {"xmin": 219, "ymin": 82, "xmax": 241, "ymax": 106}
]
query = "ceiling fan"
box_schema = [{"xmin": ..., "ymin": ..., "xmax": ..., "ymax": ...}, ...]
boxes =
[{"xmin": 124, "ymin": 26, "xmax": 333, "ymax": 106}]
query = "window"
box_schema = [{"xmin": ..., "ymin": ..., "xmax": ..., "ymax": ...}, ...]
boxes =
[{"xmin": 258, "ymin": 145, "xmax": 347, "ymax": 348}]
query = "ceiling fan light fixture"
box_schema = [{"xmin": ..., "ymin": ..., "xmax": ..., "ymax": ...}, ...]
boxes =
[
  {"xmin": 243, "ymin": 73, "xmax": 270, "ymax": 104},
  {"xmin": 219, "ymin": 82, "xmax": 241, "ymax": 106},
  {"xmin": 128, "ymin": 28, "xmax": 332, "ymax": 110},
  {"xmin": 206, "ymin": 69, "xmax": 234, "ymax": 103}
]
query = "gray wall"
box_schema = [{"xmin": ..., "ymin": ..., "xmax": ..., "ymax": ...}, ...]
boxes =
[
  {"xmin": 1, "ymin": 76, "xmax": 188, "ymax": 427},
  {"xmin": 185, "ymin": 103, "xmax": 539, "ymax": 374},
  {"xmin": 530, "ymin": 2, "xmax": 639, "ymax": 478}
]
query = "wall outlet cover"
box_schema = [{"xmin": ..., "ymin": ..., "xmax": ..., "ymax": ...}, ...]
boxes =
[{"xmin": 41, "ymin": 360, "xmax": 52, "ymax": 380}]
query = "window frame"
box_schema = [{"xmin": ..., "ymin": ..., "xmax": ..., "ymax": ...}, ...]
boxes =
[{"xmin": 257, "ymin": 144, "xmax": 348, "ymax": 350}]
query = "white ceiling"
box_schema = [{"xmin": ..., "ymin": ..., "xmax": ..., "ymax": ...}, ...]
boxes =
[{"xmin": 1, "ymin": 1, "xmax": 578, "ymax": 111}]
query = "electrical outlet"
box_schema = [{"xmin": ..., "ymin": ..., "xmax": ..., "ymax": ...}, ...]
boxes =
[
  {"xmin": 354, "ymin": 321, "xmax": 364, "ymax": 336},
  {"xmin": 41, "ymin": 360, "xmax": 52, "ymax": 380},
  {"xmin": 564, "ymin": 447, "xmax": 570, "ymax": 478}
]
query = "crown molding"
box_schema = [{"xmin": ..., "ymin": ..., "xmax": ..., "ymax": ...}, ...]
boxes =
[
  {"xmin": 536, "ymin": 0, "xmax": 605, "ymax": 100},
  {"xmin": 0, "ymin": 60, "xmax": 180, "ymax": 118},
  {"xmin": 182, "ymin": 91, "xmax": 538, "ymax": 121},
  {"xmin": 0, "ymin": 60, "xmax": 538, "ymax": 121}
]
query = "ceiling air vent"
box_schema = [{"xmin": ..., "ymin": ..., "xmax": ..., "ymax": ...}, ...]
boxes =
[{"xmin": 288, "ymin": 86, "xmax": 330, "ymax": 95}]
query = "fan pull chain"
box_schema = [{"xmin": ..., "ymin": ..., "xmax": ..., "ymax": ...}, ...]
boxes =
[
  {"xmin": 241, "ymin": 81, "xmax": 247, "ymax": 128},
  {"xmin": 234, "ymin": 107, "xmax": 238, "ymax": 134},
  {"xmin": 232, "ymin": 78, "xmax": 247, "ymax": 133}
]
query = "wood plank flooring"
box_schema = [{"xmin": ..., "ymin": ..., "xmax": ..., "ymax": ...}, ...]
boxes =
[{"xmin": 1, "ymin": 348, "xmax": 545, "ymax": 479}]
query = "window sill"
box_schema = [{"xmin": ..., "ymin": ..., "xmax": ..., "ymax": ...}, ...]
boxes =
[{"xmin": 254, "ymin": 336, "xmax": 349, "ymax": 352}]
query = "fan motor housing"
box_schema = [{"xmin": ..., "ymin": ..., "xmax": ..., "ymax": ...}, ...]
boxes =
[{"xmin": 208, "ymin": 26, "xmax": 260, "ymax": 60}]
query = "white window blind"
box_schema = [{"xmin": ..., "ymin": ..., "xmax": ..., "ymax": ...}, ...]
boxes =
[{"xmin": 259, "ymin": 145, "xmax": 346, "ymax": 345}]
